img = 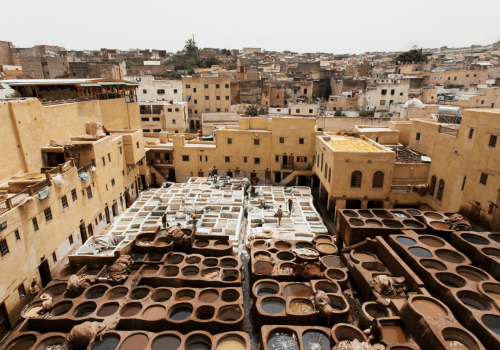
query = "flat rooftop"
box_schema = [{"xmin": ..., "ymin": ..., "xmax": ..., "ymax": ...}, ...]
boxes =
[{"xmin": 327, "ymin": 135, "xmax": 381, "ymax": 152}]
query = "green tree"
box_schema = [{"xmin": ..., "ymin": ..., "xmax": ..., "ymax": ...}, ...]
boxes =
[
  {"xmin": 226, "ymin": 63, "xmax": 237, "ymax": 70},
  {"xmin": 204, "ymin": 55, "xmax": 221, "ymax": 68},
  {"xmin": 245, "ymin": 105, "xmax": 259, "ymax": 117},
  {"xmin": 220, "ymin": 48, "xmax": 231, "ymax": 56},
  {"xmin": 92, "ymin": 51, "xmax": 100, "ymax": 56},
  {"xmin": 394, "ymin": 49, "xmax": 428, "ymax": 64},
  {"xmin": 184, "ymin": 36, "xmax": 198, "ymax": 59}
]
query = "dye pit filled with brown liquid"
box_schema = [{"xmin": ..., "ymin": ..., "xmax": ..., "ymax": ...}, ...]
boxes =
[
  {"xmin": 289, "ymin": 301, "xmax": 313, "ymax": 314},
  {"xmin": 120, "ymin": 334, "xmax": 149, "ymax": 350},
  {"xmin": 283, "ymin": 284, "xmax": 312, "ymax": 297},
  {"xmin": 217, "ymin": 340, "xmax": 245, "ymax": 350},
  {"xmin": 317, "ymin": 244, "xmax": 336, "ymax": 253},
  {"xmin": 412, "ymin": 299, "xmax": 447, "ymax": 318},
  {"xmin": 382, "ymin": 326, "xmax": 408, "ymax": 344},
  {"xmin": 446, "ymin": 340, "xmax": 469, "ymax": 350}
]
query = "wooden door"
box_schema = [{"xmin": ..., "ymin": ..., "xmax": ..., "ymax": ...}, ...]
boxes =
[{"xmin": 0, "ymin": 302, "xmax": 11, "ymax": 341}]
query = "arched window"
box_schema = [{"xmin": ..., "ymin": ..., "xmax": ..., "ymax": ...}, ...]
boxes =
[
  {"xmin": 372, "ymin": 171, "xmax": 384, "ymax": 188},
  {"xmin": 325, "ymin": 164, "xmax": 328, "ymax": 178},
  {"xmin": 436, "ymin": 180, "xmax": 445, "ymax": 201},
  {"xmin": 329, "ymin": 168, "xmax": 332, "ymax": 183},
  {"xmin": 351, "ymin": 171, "xmax": 362, "ymax": 188},
  {"xmin": 429, "ymin": 176, "xmax": 437, "ymax": 196}
]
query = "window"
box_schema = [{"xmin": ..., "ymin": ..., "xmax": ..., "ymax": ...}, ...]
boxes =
[
  {"xmin": 228, "ymin": 138, "xmax": 233, "ymax": 144},
  {"xmin": 225, "ymin": 108, "xmax": 228, "ymax": 112},
  {"xmin": 15, "ymin": 230, "xmax": 20, "ymax": 240},
  {"xmin": 136, "ymin": 142, "xmax": 139, "ymax": 149},
  {"xmin": 205, "ymin": 108, "xmax": 209, "ymax": 112},
  {"xmin": 416, "ymin": 132, "xmax": 421, "ymax": 141},
  {"xmin": 175, "ymin": 108, "xmax": 179, "ymax": 112},
  {"xmin": 102, "ymin": 157, "xmax": 105, "ymax": 166},
  {"xmin": 462, "ymin": 176, "xmax": 467, "ymax": 190},
  {"xmin": 195, "ymin": 110, "xmax": 198, "ymax": 114},
  {"xmin": 182, "ymin": 155, "xmax": 189, "ymax": 161},
  {"xmin": 157, "ymin": 89, "xmax": 165, "ymax": 94},
  {"xmin": 193, "ymin": 88, "xmax": 197, "ymax": 93},
  {"xmin": 205, "ymin": 96, "xmax": 209, "ymax": 100},
  {"xmin": 152, "ymin": 117, "xmax": 160, "ymax": 121},
  {"xmin": 400, "ymin": 92, "xmax": 403, "ymax": 96},
  {"xmin": 489, "ymin": 135, "xmax": 497, "ymax": 147},
  {"xmin": 351, "ymin": 171, "xmax": 362, "ymax": 188},
  {"xmin": 380, "ymin": 100, "xmax": 386, "ymax": 105},
  {"xmin": 122, "ymin": 170, "xmax": 125, "ymax": 176},
  {"xmin": 309, "ymin": 109, "xmax": 313, "ymax": 113},
  {"xmin": 429, "ymin": 176, "xmax": 437, "ymax": 196},
  {"xmin": 18, "ymin": 284, "xmax": 26, "ymax": 300},
  {"xmin": 143, "ymin": 129, "xmax": 150, "ymax": 132},
  {"xmin": 304, "ymin": 89, "xmax": 307, "ymax": 94},
  {"xmin": 61, "ymin": 195, "xmax": 68, "ymax": 209},
  {"xmin": 33, "ymin": 218, "xmax": 39, "ymax": 232},
  {"xmin": 142, "ymin": 117, "xmax": 149, "ymax": 121},
  {"xmin": 225, "ymin": 96, "xmax": 229, "ymax": 100},
  {"xmin": 86, "ymin": 186, "xmax": 93, "ymax": 199},
  {"xmin": 168, "ymin": 108, "xmax": 172, "ymax": 112},
  {"xmin": 254, "ymin": 158, "xmax": 260, "ymax": 164},
  {"xmin": 143, "ymin": 89, "xmax": 147, "ymax": 94},
  {"xmin": 186, "ymin": 84, "xmax": 190, "ymax": 89},
  {"xmin": 119, "ymin": 147, "xmax": 122, "ymax": 154},
  {"xmin": 153, "ymin": 129, "xmax": 161, "ymax": 132},
  {"xmin": 254, "ymin": 139, "xmax": 260, "ymax": 145},
  {"xmin": 111, "ymin": 178, "xmax": 115, "ymax": 187},
  {"xmin": 204, "ymin": 84, "xmax": 208, "ymax": 88},
  {"xmin": 0, "ymin": 239, "xmax": 9, "ymax": 257},
  {"xmin": 381, "ymin": 89, "xmax": 387, "ymax": 95},
  {"xmin": 108, "ymin": 153, "xmax": 111, "ymax": 162},
  {"xmin": 225, "ymin": 84, "xmax": 229, "ymax": 88},
  {"xmin": 174, "ymin": 89, "xmax": 177, "ymax": 93},
  {"xmin": 469, "ymin": 129, "xmax": 474, "ymax": 139},
  {"xmin": 216, "ymin": 96, "xmax": 220, "ymax": 100},
  {"xmin": 225, "ymin": 157, "xmax": 230, "ymax": 163},
  {"xmin": 216, "ymin": 84, "xmax": 219, "ymax": 88},
  {"xmin": 299, "ymin": 138, "xmax": 304, "ymax": 144},
  {"xmin": 244, "ymin": 157, "xmax": 247, "ymax": 163},
  {"xmin": 52, "ymin": 252, "xmax": 57, "ymax": 263},
  {"xmin": 389, "ymin": 100, "xmax": 393, "ymax": 105},
  {"xmin": 454, "ymin": 77, "xmax": 457, "ymax": 81},
  {"xmin": 372, "ymin": 171, "xmax": 384, "ymax": 188},
  {"xmin": 217, "ymin": 108, "xmax": 220, "ymax": 112},
  {"xmin": 99, "ymin": 213, "xmax": 103, "ymax": 222},
  {"xmin": 433, "ymin": 75, "xmax": 436, "ymax": 79},
  {"xmin": 194, "ymin": 99, "xmax": 197, "ymax": 104},
  {"xmin": 172, "ymin": 119, "xmax": 176, "ymax": 124},
  {"xmin": 44, "ymin": 208, "xmax": 52, "ymax": 222},
  {"xmin": 481, "ymin": 100, "xmax": 484, "ymax": 105},
  {"xmin": 391, "ymin": 89, "xmax": 395, "ymax": 95},
  {"xmin": 296, "ymin": 109, "xmax": 300, "ymax": 113},
  {"xmin": 329, "ymin": 168, "xmax": 331, "ymax": 183},
  {"xmin": 276, "ymin": 155, "xmax": 279, "ymax": 162},
  {"xmin": 480, "ymin": 173, "xmax": 488, "ymax": 185},
  {"xmin": 69, "ymin": 235, "xmax": 73, "ymax": 245},
  {"xmin": 280, "ymin": 137, "xmax": 284, "ymax": 144},
  {"xmin": 436, "ymin": 180, "xmax": 445, "ymax": 201}
]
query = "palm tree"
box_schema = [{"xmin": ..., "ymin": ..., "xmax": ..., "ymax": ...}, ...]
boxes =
[
  {"xmin": 245, "ymin": 105, "xmax": 259, "ymax": 117},
  {"xmin": 184, "ymin": 35, "xmax": 198, "ymax": 59}
]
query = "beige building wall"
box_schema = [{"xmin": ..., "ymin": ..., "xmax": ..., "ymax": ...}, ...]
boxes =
[{"xmin": 182, "ymin": 76, "xmax": 232, "ymax": 121}]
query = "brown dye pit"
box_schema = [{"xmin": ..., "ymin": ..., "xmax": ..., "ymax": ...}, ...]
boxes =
[
  {"xmin": 275, "ymin": 242, "xmax": 292, "ymax": 250},
  {"xmin": 138, "ymin": 240, "xmax": 154, "ymax": 246},
  {"xmin": 382, "ymin": 326, "xmax": 408, "ymax": 344},
  {"xmin": 430, "ymin": 221, "xmax": 450, "ymax": 230},
  {"xmin": 186, "ymin": 343, "xmax": 210, "ymax": 350},
  {"xmin": 283, "ymin": 284, "xmax": 312, "ymax": 297},
  {"xmin": 425, "ymin": 212, "xmax": 443, "ymax": 219},
  {"xmin": 121, "ymin": 305, "xmax": 142, "ymax": 317},
  {"xmin": 254, "ymin": 242, "xmax": 269, "ymax": 249},
  {"xmin": 155, "ymin": 242, "xmax": 169, "ymax": 247},
  {"xmin": 214, "ymin": 241, "xmax": 229, "ymax": 249},
  {"xmin": 7, "ymin": 337, "xmax": 36, "ymax": 350},
  {"xmin": 436, "ymin": 251, "xmax": 463, "ymax": 264},
  {"xmin": 419, "ymin": 237, "xmax": 445, "ymax": 247},
  {"xmin": 25, "ymin": 306, "xmax": 43, "ymax": 317},
  {"xmin": 317, "ymin": 244, "xmax": 336, "ymax": 254},
  {"xmin": 315, "ymin": 237, "xmax": 331, "ymax": 243},
  {"xmin": 199, "ymin": 290, "xmax": 219, "ymax": 303},
  {"xmin": 289, "ymin": 300, "xmax": 314, "ymax": 314},
  {"xmin": 255, "ymin": 254, "xmax": 271, "ymax": 261},
  {"xmin": 446, "ymin": 340, "xmax": 469, "ymax": 350},
  {"xmin": 413, "ymin": 299, "xmax": 447, "ymax": 318},
  {"xmin": 267, "ymin": 332, "xmax": 299, "ymax": 350},
  {"xmin": 217, "ymin": 340, "xmax": 245, "ymax": 350},
  {"xmin": 152, "ymin": 335, "xmax": 181, "ymax": 350},
  {"xmin": 109, "ymin": 292, "xmax": 127, "ymax": 300},
  {"xmin": 353, "ymin": 252, "xmax": 377, "ymax": 262},
  {"xmin": 141, "ymin": 268, "xmax": 158, "ymax": 276},
  {"xmin": 97, "ymin": 303, "xmax": 119, "ymax": 317},
  {"xmin": 458, "ymin": 271, "xmax": 484, "ymax": 282},
  {"xmin": 366, "ymin": 220, "xmax": 383, "ymax": 227},
  {"xmin": 143, "ymin": 306, "xmax": 166, "ymax": 320},
  {"xmin": 323, "ymin": 256, "xmax": 345, "ymax": 268},
  {"xmin": 177, "ymin": 296, "xmax": 194, "ymax": 301},
  {"xmin": 120, "ymin": 334, "xmax": 149, "ymax": 350}
]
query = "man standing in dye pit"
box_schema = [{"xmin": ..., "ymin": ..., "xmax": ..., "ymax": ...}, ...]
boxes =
[
  {"xmin": 288, "ymin": 198, "xmax": 293, "ymax": 215},
  {"xmin": 277, "ymin": 205, "xmax": 283, "ymax": 226}
]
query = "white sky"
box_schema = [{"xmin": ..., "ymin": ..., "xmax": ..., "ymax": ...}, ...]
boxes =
[{"xmin": 3, "ymin": 0, "xmax": 500, "ymax": 54}]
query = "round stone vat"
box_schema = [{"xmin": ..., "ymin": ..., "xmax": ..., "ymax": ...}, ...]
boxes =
[
  {"xmin": 151, "ymin": 334, "xmax": 181, "ymax": 350},
  {"xmin": 175, "ymin": 289, "xmax": 195, "ymax": 301},
  {"xmin": 435, "ymin": 249, "xmax": 465, "ymax": 264},
  {"xmin": 254, "ymin": 281, "xmax": 279, "ymax": 297},
  {"xmin": 315, "ymin": 281, "xmax": 339, "ymax": 294},
  {"xmin": 420, "ymin": 259, "xmax": 447, "ymax": 272},
  {"xmin": 216, "ymin": 334, "xmax": 246, "ymax": 350},
  {"xmin": 130, "ymin": 287, "xmax": 150, "ymax": 300},
  {"xmin": 199, "ymin": 289, "xmax": 219, "ymax": 303},
  {"xmin": 419, "ymin": 236, "xmax": 445, "ymax": 248},
  {"xmin": 261, "ymin": 297, "xmax": 285, "ymax": 315},
  {"xmin": 7, "ymin": 335, "xmax": 37, "ymax": 350},
  {"xmin": 107, "ymin": 287, "xmax": 128, "ymax": 300},
  {"xmin": 185, "ymin": 334, "xmax": 212, "ymax": 350},
  {"xmin": 151, "ymin": 288, "xmax": 172, "ymax": 302},
  {"xmin": 195, "ymin": 306, "xmax": 215, "ymax": 320},
  {"xmin": 97, "ymin": 302, "xmax": 119, "ymax": 317},
  {"xmin": 85, "ymin": 285, "xmax": 109, "ymax": 300},
  {"xmin": 411, "ymin": 297, "xmax": 448, "ymax": 318},
  {"xmin": 222, "ymin": 289, "xmax": 240, "ymax": 302},
  {"xmin": 169, "ymin": 304, "xmax": 193, "ymax": 321},
  {"xmin": 73, "ymin": 302, "xmax": 96, "ymax": 318},
  {"xmin": 436, "ymin": 272, "xmax": 467, "ymax": 289},
  {"xmin": 34, "ymin": 336, "xmax": 65, "ymax": 350},
  {"xmin": 166, "ymin": 254, "xmax": 184, "ymax": 264},
  {"xmin": 120, "ymin": 303, "xmax": 143, "ymax": 317},
  {"xmin": 457, "ymin": 290, "xmax": 492, "ymax": 311},
  {"xmin": 442, "ymin": 327, "xmax": 481, "ymax": 350},
  {"xmin": 217, "ymin": 305, "xmax": 242, "ymax": 322},
  {"xmin": 50, "ymin": 301, "xmax": 73, "ymax": 317}
]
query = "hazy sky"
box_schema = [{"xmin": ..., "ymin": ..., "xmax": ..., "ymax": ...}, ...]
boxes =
[{"xmin": 3, "ymin": 0, "xmax": 500, "ymax": 54}]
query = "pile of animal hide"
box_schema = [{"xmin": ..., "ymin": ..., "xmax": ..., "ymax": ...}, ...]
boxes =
[
  {"xmin": 445, "ymin": 214, "xmax": 471, "ymax": 231},
  {"xmin": 372, "ymin": 275, "xmax": 407, "ymax": 296},
  {"xmin": 65, "ymin": 321, "xmax": 107, "ymax": 350},
  {"xmin": 164, "ymin": 225, "xmax": 191, "ymax": 248},
  {"xmin": 310, "ymin": 290, "xmax": 335, "ymax": 323},
  {"xmin": 66, "ymin": 274, "xmax": 90, "ymax": 298},
  {"xmin": 293, "ymin": 263, "xmax": 324, "ymax": 280},
  {"xmin": 107, "ymin": 255, "xmax": 133, "ymax": 283},
  {"xmin": 333, "ymin": 339, "xmax": 385, "ymax": 350}
]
